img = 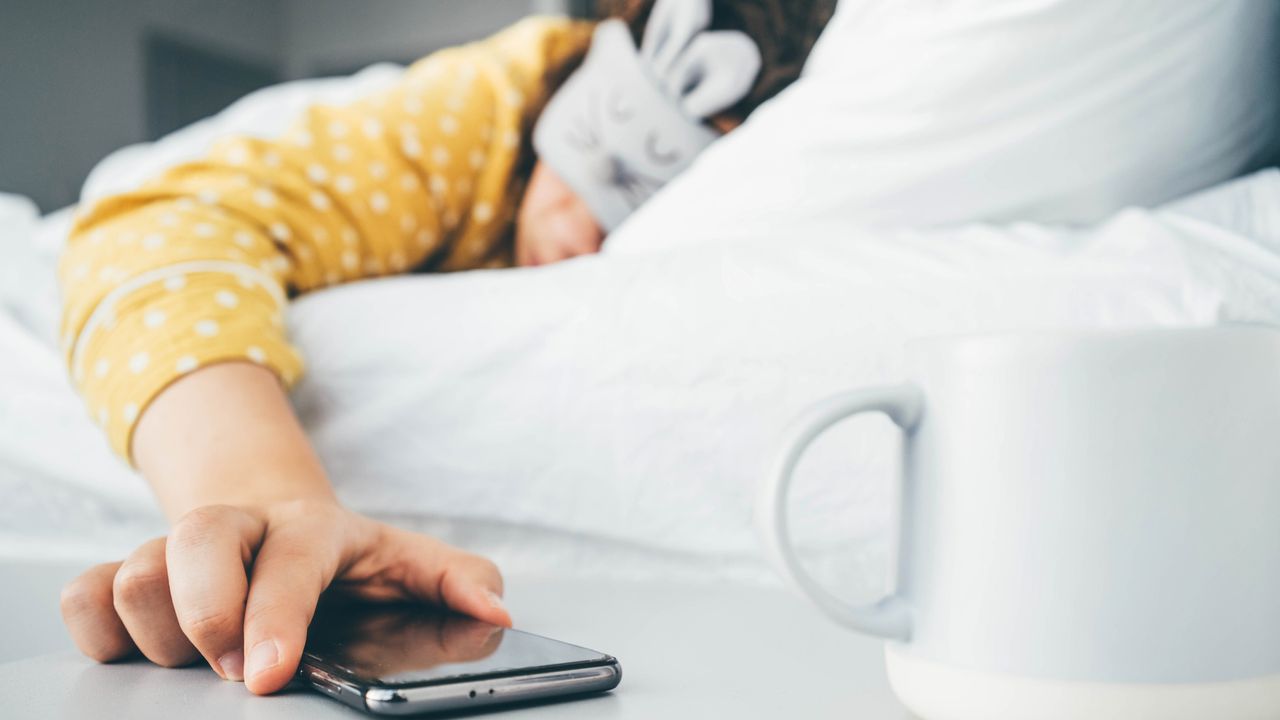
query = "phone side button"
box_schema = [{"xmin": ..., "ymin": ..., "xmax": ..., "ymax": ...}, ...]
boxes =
[
  {"xmin": 314, "ymin": 676, "xmax": 343, "ymax": 698},
  {"xmin": 302, "ymin": 667, "xmax": 367, "ymax": 710}
]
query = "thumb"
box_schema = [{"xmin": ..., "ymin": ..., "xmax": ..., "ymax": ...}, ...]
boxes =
[{"xmin": 388, "ymin": 528, "xmax": 512, "ymax": 628}]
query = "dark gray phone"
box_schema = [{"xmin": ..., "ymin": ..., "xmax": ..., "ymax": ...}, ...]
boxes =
[{"xmin": 298, "ymin": 601, "xmax": 621, "ymax": 716}]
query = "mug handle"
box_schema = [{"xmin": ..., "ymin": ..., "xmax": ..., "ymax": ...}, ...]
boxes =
[{"xmin": 758, "ymin": 384, "xmax": 924, "ymax": 640}]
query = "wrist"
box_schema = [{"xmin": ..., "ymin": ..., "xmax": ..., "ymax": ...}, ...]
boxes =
[{"xmin": 133, "ymin": 363, "xmax": 335, "ymax": 521}]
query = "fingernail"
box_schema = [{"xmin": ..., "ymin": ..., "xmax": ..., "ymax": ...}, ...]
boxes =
[
  {"xmin": 484, "ymin": 590, "xmax": 506, "ymax": 612},
  {"xmin": 217, "ymin": 650, "xmax": 244, "ymax": 681},
  {"xmin": 246, "ymin": 639, "xmax": 279, "ymax": 680}
]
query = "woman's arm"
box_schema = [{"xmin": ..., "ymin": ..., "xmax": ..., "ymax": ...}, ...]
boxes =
[
  {"xmin": 59, "ymin": 16, "xmax": 592, "ymax": 463},
  {"xmin": 132, "ymin": 363, "xmax": 331, "ymax": 517},
  {"xmin": 61, "ymin": 362, "xmax": 512, "ymax": 694},
  {"xmin": 56, "ymin": 18, "xmax": 593, "ymax": 695}
]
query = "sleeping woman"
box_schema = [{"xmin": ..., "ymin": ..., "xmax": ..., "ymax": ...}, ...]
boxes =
[{"xmin": 56, "ymin": 0, "xmax": 834, "ymax": 695}]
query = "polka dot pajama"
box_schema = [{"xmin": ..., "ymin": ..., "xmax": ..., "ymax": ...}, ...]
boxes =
[{"xmin": 58, "ymin": 18, "xmax": 593, "ymax": 462}]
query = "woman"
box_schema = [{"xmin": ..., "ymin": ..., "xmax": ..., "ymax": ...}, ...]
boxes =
[{"xmin": 56, "ymin": 0, "xmax": 834, "ymax": 695}]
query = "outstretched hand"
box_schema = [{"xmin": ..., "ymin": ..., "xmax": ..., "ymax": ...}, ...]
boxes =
[{"xmin": 60, "ymin": 499, "xmax": 510, "ymax": 694}]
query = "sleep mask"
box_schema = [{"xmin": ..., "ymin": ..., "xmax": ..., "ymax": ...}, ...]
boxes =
[{"xmin": 532, "ymin": 0, "xmax": 761, "ymax": 231}]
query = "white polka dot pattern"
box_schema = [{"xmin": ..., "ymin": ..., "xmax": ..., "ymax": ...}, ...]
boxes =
[
  {"xmin": 144, "ymin": 310, "xmax": 167, "ymax": 328},
  {"xmin": 253, "ymin": 188, "xmax": 277, "ymax": 208},
  {"xmin": 57, "ymin": 16, "xmax": 594, "ymax": 461}
]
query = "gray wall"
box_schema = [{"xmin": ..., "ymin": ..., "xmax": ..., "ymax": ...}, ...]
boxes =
[
  {"xmin": 0, "ymin": 0, "xmax": 284, "ymax": 212},
  {"xmin": 0, "ymin": 0, "xmax": 567, "ymax": 213},
  {"xmin": 279, "ymin": 0, "xmax": 547, "ymax": 78}
]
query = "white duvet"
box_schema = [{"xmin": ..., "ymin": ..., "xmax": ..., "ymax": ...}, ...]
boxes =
[
  {"xmin": 2, "ymin": 0, "xmax": 1279, "ymax": 590},
  {"xmin": 4, "ymin": 171, "xmax": 1280, "ymax": 588}
]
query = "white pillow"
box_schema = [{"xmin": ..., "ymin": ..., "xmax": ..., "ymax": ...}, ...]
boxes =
[
  {"xmin": 278, "ymin": 171, "xmax": 1280, "ymax": 581},
  {"xmin": 607, "ymin": 0, "xmax": 1280, "ymax": 253}
]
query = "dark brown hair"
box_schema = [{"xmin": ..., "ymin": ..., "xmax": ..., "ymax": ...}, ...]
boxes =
[{"xmin": 602, "ymin": 0, "xmax": 836, "ymax": 122}]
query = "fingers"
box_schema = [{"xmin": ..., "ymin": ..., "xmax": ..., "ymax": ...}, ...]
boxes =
[
  {"xmin": 61, "ymin": 562, "xmax": 135, "ymax": 663},
  {"xmin": 240, "ymin": 523, "xmax": 336, "ymax": 695},
  {"xmin": 439, "ymin": 550, "xmax": 511, "ymax": 628},
  {"xmin": 166, "ymin": 505, "xmax": 265, "ymax": 681},
  {"xmin": 62, "ymin": 503, "xmax": 511, "ymax": 702},
  {"xmin": 387, "ymin": 527, "xmax": 512, "ymax": 628},
  {"xmin": 113, "ymin": 538, "xmax": 200, "ymax": 667}
]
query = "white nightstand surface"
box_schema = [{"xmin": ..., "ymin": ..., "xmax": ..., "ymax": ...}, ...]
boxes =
[{"xmin": 1, "ymin": 560, "xmax": 912, "ymax": 719}]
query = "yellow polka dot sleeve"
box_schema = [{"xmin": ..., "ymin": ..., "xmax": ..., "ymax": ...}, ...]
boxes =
[{"xmin": 58, "ymin": 17, "xmax": 593, "ymax": 462}]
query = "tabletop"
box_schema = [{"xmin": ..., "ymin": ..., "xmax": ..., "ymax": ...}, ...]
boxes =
[{"xmin": 1, "ymin": 560, "xmax": 913, "ymax": 719}]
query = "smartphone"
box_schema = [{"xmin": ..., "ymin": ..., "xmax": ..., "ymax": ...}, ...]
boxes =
[{"xmin": 298, "ymin": 600, "xmax": 621, "ymax": 716}]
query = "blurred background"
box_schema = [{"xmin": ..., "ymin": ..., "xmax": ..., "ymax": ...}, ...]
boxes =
[{"xmin": 1, "ymin": 0, "xmax": 591, "ymax": 213}]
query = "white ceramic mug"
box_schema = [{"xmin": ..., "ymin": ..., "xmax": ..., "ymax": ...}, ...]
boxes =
[{"xmin": 759, "ymin": 327, "xmax": 1280, "ymax": 720}]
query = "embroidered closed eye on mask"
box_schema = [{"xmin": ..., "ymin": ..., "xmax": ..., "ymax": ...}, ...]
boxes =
[{"xmin": 532, "ymin": 0, "xmax": 761, "ymax": 231}]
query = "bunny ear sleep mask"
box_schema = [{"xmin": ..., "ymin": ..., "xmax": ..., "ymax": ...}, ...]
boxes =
[{"xmin": 532, "ymin": 0, "xmax": 761, "ymax": 231}]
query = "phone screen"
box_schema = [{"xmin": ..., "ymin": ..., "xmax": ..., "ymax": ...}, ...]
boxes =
[{"xmin": 304, "ymin": 602, "xmax": 612, "ymax": 687}]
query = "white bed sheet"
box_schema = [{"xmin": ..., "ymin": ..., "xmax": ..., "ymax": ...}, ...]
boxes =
[
  {"xmin": 3, "ymin": 172, "xmax": 1279, "ymax": 590},
  {"xmin": 5, "ymin": 28, "xmax": 1280, "ymax": 586}
]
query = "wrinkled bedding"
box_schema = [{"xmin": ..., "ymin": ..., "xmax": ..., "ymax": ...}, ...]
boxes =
[
  {"xmin": 3, "ymin": 0, "xmax": 1279, "ymax": 586},
  {"xmin": 3, "ymin": 171, "xmax": 1279, "ymax": 589}
]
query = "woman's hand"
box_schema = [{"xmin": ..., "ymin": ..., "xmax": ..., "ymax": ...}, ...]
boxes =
[
  {"xmin": 58, "ymin": 365, "xmax": 506, "ymax": 694},
  {"xmin": 59, "ymin": 499, "xmax": 510, "ymax": 695}
]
